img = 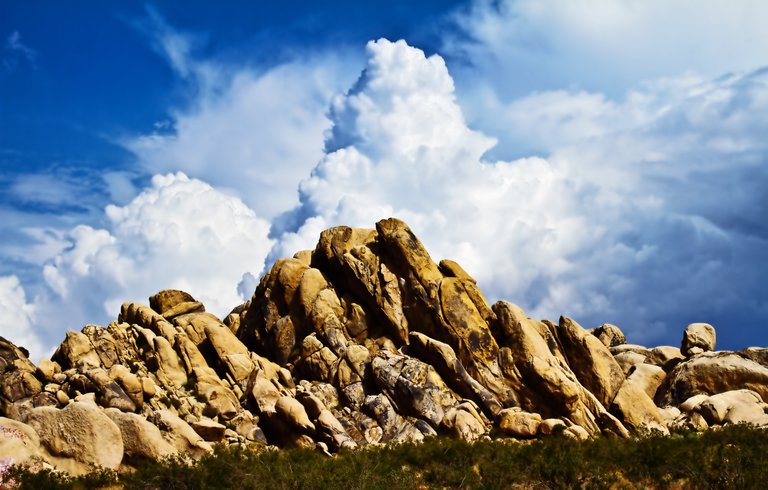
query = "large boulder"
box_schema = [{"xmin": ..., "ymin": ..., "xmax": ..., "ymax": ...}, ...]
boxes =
[
  {"xmin": 657, "ymin": 351, "xmax": 768, "ymax": 406},
  {"xmin": 498, "ymin": 408, "xmax": 541, "ymax": 438},
  {"xmin": 105, "ymin": 409, "xmax": 178, "ymax": 461},
  {"xmin": 558, "ymin": 316, "xmax": 625, "ymax": 408},
  {"xmin": 24, "ymin": 401, "xmax": 124, "ymax": 470},
  {"xmin": 696, "ymin": 390, "xmax": 768, "ymax": 426},
  {"xmin": 681, "ymin": 323, "xmax": 716, "ymax": 357},
  {"xmin": 147, "ymin": 410, "xmax": 212, "ymax": 458},
  {"xmin": 0, "ymin": 417, "xmax": 50, "ymax": 475}
]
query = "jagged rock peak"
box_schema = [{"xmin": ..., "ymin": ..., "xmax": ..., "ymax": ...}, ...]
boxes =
[{"xmin": 1, "ymin": 218, "xmax": 767, "ymax": 477}]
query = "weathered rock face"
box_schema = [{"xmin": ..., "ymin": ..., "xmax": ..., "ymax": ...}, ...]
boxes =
[
  {"xmin": 681, "ymin": 323, "xmax": 716, "ymax": 357},
  {"xmin": 0, "ymin": 217, "xmax": 766, "ymax": 476},
  {"xmin": 25, "ymin": 401, "xmax": 124, "ymax": 470}
]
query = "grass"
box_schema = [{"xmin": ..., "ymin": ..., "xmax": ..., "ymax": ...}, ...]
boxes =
[{"xmin": 5, "ymin": 424, "xmax": 768, "ymax": 489}]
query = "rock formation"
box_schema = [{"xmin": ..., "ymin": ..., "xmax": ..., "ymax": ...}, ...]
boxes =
[{"xmin": 1, "ymin": 218, "xmax": 767, "ymax": 477}]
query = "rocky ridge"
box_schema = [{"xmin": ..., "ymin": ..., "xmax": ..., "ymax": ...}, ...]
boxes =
[{"xmin": 2, "ymin": 218, "xmax": 768, "ymax": 476}]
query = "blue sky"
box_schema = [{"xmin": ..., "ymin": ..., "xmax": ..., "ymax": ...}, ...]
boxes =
[{"xmin": 1, "ymin": 1, "xmax": 767, "ymax": 360}]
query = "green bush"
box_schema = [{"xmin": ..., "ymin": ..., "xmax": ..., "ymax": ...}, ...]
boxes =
[{"xmin": 6, "ymin": 424, "xmax": 768, "ymax": 489}]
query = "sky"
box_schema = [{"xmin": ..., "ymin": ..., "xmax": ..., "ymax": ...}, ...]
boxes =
[{"xmin": 1, "ymin": 1, "xmax": 767, "ymax": 361}]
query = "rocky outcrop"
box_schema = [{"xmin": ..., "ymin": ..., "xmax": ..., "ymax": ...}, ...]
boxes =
[{"xmin": 1, "ymin": 218, "xmax": 766, "ymax": 477}]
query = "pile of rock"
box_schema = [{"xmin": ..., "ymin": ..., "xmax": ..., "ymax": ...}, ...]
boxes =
[{"xmin": 2, "ymin": 218, "xmax": 767, "ymax": 477}]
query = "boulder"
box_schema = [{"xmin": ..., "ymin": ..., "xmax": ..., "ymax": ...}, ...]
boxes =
[
  {"xmin": 148, "ymin": 410, "xmax": 212, "ymax": 458},
  {"xmin": 191, "ymin": 419, "xmax": 227, "ymax": 442},
  {"xmin": 275, "ymin": 396, "xmax": 315, "ymax": 434},
  {"xmin": 590, "ymin": 324, "xmax": 627, "ymax": 348},
  {"xmin": 408, "ymin": 331, "xmax": 501, "ymax": 417},
  {"xmin": 52, "ymin": 331, "xmax": 100, "ymax": 370},
  {"xmin": 539, "ymin": 418, "xmax": 567, "ymax": 436},
  {"xmin": 696, "ymin": 390, "xmax": 768, "ymax": 426},
  {"xmin": 371, "ymin": 350, "xmax": 458, "ymax": 429},
  {"xmin": 149, "ymin": 290, "xmax": 198, "ymax": 316},
  {"xmin": 85, "ymin": 367, "xmax": 136, "ymax": 412},
  {"xmin": 657, "ymin": 351, "xmax": 768, "ymax": 405},
  {"xmin": 611, "ymin": 380, "xmax": 668, "ymax": 434},
  {"xmin": 498, "ymin": 408, "xmax": 541, "ymax": 438},
  {"xmin": 24, "ymin": 402, "xmax": 124, "ymax": 469},
  {"xmin": 105, "ymin": 409, "xmax": 177, "ymax": 461},
  {"xmin": 681, "ymin": 323, "xmax": 716, "ymax": 357},
  {"xmin": 493, "ymin": 302, "xmax": 601, "ymax": 434},
  {"xmin": 626, "ymin": 364, "xmax": 666, "ymax": 399},
  {"xmin": 0, "ymin": 417, "xmax": 50, "ymax": 475},
  {"xmin": 558, "ymin": 316, "xmax": 625, "ymax": 408}
]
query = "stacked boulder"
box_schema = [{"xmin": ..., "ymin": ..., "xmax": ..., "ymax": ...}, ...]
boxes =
[{"xmin": 1, "ymin": 218, "xmax": 767, "ymax": 477}]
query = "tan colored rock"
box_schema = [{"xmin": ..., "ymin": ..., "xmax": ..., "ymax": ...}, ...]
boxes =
[
  {"xmin": 313, "ymin": 225, "xmax": 410, "ymax": 344},
  {"xmin": 192, "ymin": 367, "xmax": 239, "ymax": 420},
  {"xmin": 37, "ymin": 359, "xmax": 61, "ymax": 383},
  {"xmin": 81, "ymin": 325, "xmax": 122, "ymax": 369},
  {"xmin": 204, "ymin": 323, "xmax": 255, "ymax": 382},
  {"xmin": 442, "ymin": 406, "xmax": 486, "ymax": 442},
  {"xmin": 153, "ymin": 336, "xmax": 188, "ymax": 388},
  {"xmin": 408, "ymin": 331, "xmax": 501, "ymax": 417},
  {"xmin": 649, "ymin": 346, "xmax": 685, "ymax": 370},
  {"xmin": 148, "ymin": 410, "xmax": 212, "ymax": 458},
  {"xmin": 590, "ymin": 324, "xmax": 627, "ymax": 348},
  {"xmin": 539, "ymin": 418, "xmax": 567, "ymax": 436},
  {"xmin": 493, "ymin": 302, "xmax": 601, "ymax": 434},
  {"xmin": 681, "ymin": 323, "xmax": 716, "ymax": 357},
  {"xmin": 140, "ymin": 377, "xmax": 157, "ymax": 399},
  {"xmin": 498, "ymin": 408, "xmax": 541, "ymax": 438},
  {"xmin": 0, "ymin": 417, "xmax": 50, "ymax": 475},
  {"xmin": 149, "ymin": 290, "xmax": 197, "ymax": 316},
  {"xmin": 174, "ymin": 333, "xmax": 209, "ymax": 374},
  {"xmin": 52, "ymin": 331, "xmax": 100, "ymax": 370},
  {"xmin": 84, "ymin": 367, "xmax": 136, "ymax": 412},
  {"xmin": 657, "ymin": 351, "xmax": 768, "ymax": 405},
  {"xmin": 56, "ymin": 390, "xmax": 69, "ymax": 405},
  {"xmin": 25, "ymin": 401, "xmax": 124, "ymax": 469},
  {"xmin": 162, "ymin": 301, "xmax": 205, "ymax": 320},
  {"xmin": 293, "ymin": 249, "xmax": 313, "ymax": 265},
  {"xmin": 276, "ymin": 396, "xmax": 315, "ymax": 434},
  {"xmin": 679, "ymin": 394, "xmax": 709, "ymax": 413},
  {"xmin": 1, "ymin": 368, "xmax": 42, "ymax": 403},
  {"xmin": 563, "ymin": 424, "xmax": 590, "ymax": 440},
  {"xmin": 611, "ymin": 380, "xmax": 668, "ymax": 434},
  {"xmin": 626, "ymin": 364, "xmax": 666, "ymax": 399},
  {"xmin": 120, "ymin": 302, "xmax": 177, "ymax": 340},
  {"xmin": 316, "ymin": 409, "xmax": 357, "ymax": 450},
  {"xmin": 108, "ymin": 364, "xmax": 143, "ymax": 408},
  {"xmin": 613, "ymin": 351, "xmax": 649, "ymax": 376},
  {"xmin": 191, "ymin": 419, "xmax": 227, "ymax": 442},
  {"xmin": 558, "ymin": 316, "xmax": 625, "ymax": 408},
  {"xmin": 697, "ymin": 390, "xmax": 768, "ymax": 426},
  {"xmin": 105, "ymin": 409, "xmax": 177, "ymax": 461}
]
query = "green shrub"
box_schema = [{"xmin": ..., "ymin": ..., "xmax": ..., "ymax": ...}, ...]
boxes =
[{"xmin": 8, "ymin": 424, "xmax": 768, "ymax": 489}]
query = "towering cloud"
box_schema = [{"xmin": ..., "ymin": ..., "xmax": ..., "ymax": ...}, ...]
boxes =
[
  {"xmin": 272, "ymin": 39, "xmax": 768, "ymax": 348},
  {"xmin": 32, "ymin": 173, "xmax": 273, "ymax": 358}
]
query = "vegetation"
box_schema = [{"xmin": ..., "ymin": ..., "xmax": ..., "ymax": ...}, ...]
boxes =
[{"xmin": 6, "ymin": 424, "xmax": 768, "ymax": 489}]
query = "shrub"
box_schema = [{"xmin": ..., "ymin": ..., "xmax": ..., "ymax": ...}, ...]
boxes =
[{"xmin": 8, "ymin": 424, "xmax": 768, "ymax": 489}]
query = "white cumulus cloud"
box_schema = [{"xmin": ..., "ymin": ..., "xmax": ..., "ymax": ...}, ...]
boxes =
[
  {"xmin": 124, "ymin": 14, "xmax": 361, "ymax": 220},
  {"xmin": 0, "ymin": 275, "xmax": 43, "ymax": 361},
  {"xmin": 272, "ymin": 38, "xmax": 768, "ymax": 348},
  {"xmin": 35, "ymin": 173, "xmax": 273, "ymax": 352}
]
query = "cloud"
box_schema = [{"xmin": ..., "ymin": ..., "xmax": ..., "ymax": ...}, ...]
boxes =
[
  {"xmin": 0, "ymin": 275, "xmax": 43, "ymax": 361},
  {"xmin": 3, "ymin": 30, "xmax": 37, "ymax": 70},
  {"xmin": 443, "ymin": 0, "xmax": 768, "ymax": 136},
  {"xmin": 124, "ymin": 13, "xmax": 361, "ymax": 220},
  {"xmin": 272, "ymin": 38, "xmax": 768, "ymax": 348},
  {"xmin": 33, "ymin": 172, "xmax": 273, "ymax": 353}
]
